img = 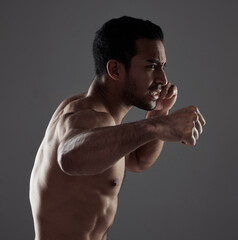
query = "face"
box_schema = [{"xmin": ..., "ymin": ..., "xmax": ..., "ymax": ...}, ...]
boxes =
[{"xmin": 122, "ymin": 38, "xmax": 168, "ymax": 110}]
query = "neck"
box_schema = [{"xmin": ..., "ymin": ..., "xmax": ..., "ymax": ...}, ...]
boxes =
[{"xmin": 87, "ymin": 76, "xmax": 132, "ymax": 124}]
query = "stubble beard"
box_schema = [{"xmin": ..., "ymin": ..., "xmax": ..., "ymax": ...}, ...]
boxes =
[{"xmin": 122, "ymin": 75, "xmax": 156, "ymax": 111}]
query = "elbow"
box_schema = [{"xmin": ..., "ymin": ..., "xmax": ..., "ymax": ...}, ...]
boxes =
[
  {"xmin": 57, "ymin": 142, "xmax": 80, "ymax": 176},
  {"xmin": 57, "ymin": 142, "xmax": 99, "ymax": 176},
  {"xmin": 132, "ymin": 164, "xmax": 151, "ymax": 173},
  {"xmin": 57, "ymin": 147, "xmax": 74, "ymax": 176},
  {"xmin": 126, "ymin": 152, "xmax": 152, "ymax": 173}
]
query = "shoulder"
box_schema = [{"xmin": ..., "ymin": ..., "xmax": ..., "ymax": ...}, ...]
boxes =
[
  {"xmin": 57, "ymin": 109, "xmax": 115, "ymax": 140},
  {"xmin": 63, "ymin": 109, "xmax": 115, "ymax": 128},
  {"xmin": 50, "ymin": 92, "xmax": 88, "ymax": 123}
]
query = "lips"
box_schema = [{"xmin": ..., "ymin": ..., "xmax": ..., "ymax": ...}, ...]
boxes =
[{"xmin": 148, "ymin": 88, "xmax": 161, "ymax": 100}]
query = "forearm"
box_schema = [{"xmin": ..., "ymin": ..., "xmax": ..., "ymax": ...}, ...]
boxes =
[
  {"xmin": 126, "ymin": 110, "xmax": 168, "ymax": 172},
  {"xmin": 57, "ymin": 119, "xmax": 160, "ymax": 176},
  {"xmin": 132, "ymin": 138, "xmax": 165, "ymax": 171}
]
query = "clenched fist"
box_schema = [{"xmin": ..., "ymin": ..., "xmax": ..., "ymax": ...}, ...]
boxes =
[{"xmin": 152, "ymin": 105, "xmax": 206, "ymax": 146}]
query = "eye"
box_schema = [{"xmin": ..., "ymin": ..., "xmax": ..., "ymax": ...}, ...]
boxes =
[{"xmin": 148, "ymin": 64, "xmax": 156, "ymax": 70}]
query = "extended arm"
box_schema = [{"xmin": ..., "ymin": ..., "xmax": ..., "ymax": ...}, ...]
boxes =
[
  {"xmin": 57, "ymin": 103, "xmax": 205, "ymax": 177},
  {"xmin": 57, "ymin": 114, "xmax": 160, "ymax": 176}
]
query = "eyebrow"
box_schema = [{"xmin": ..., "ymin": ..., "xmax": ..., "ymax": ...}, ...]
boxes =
[{"xmin": 147, "ymin": 59, "xmax": 166, "ymax": 66}]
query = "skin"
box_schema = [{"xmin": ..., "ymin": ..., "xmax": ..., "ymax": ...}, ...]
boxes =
[{"xmin": 30, "ymin": 38, "xmax": 206, "ymax": 240}]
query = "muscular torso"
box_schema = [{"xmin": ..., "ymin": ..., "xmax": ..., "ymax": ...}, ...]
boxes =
[{"xmin": 30, "ymin": 93, "xmax": 125, "ymax": 240}]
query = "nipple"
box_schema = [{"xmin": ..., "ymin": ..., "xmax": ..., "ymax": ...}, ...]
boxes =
[{"xmin": 111, "ymin": 178, "xmax": 119, "ymax": 187}]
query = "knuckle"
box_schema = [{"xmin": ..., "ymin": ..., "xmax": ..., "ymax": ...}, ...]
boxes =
[
  {"xmin": 188, "ymin": 105, "xmax": 198, "ymax": 112},
  {"xmin": 171, "ymin": 84, "xmax": 176, "ymax": 89},
  {"xmin": 190, "ymin": 111, "xmax": 198, "ymax": 121},
  {"xmin": 173, "ymin": 85, "xmax": 178, "ymax": 92},
  {"xmin": 194, "ymin": 112, "xmax": 199, "ymax": 120},
  {"xmin": 166, "ymin": 82, "xmax": 171, "ymax": 87},
  {"xmin": 171, "ymin": 85, "xmax": 178, "ymax": 94}
]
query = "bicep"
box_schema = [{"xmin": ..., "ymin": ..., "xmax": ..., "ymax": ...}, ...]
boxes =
[
  {"xmin": 125, "ymin": 151, "xmax": 141, "ymax": 172},
  {"xmin": 56, "ymin": 110, "xmax": 116, "ymax": 159},
  {"xmin": 56, "ymin": 110, "xmax": 116, "ymax": 175},
  {"xmin": 125, "ymin": 150, "xmax": 153, "ymax": 173}
]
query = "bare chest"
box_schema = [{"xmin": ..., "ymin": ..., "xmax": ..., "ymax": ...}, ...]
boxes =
[{"xmin": 69, "ymin": 157, "xmax": 126, "ymax": 197}]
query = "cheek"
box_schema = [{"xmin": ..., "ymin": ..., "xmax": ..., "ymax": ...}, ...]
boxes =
[{"xmin": 127, "ymin": 69, "xmax": 153, "ymax": 91}]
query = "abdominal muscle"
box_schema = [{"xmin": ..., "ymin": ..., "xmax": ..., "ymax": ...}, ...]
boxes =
[{"xmin": 30, "ymin": 146, "xmax": 125, "ymax": 240}]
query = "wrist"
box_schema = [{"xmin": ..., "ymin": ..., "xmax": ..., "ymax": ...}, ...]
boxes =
[
  {"xmin": 144, "ymin": 115, "xmax": 170, "ymax": 141},
  {"xmin": 146, "ymin": 109, "xmax": 169, "ymax": 119}
]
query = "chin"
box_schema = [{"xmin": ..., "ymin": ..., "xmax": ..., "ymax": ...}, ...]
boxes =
[{"xmin": 134, "ymin": 100, "xmax": 157, "ymax": 111}]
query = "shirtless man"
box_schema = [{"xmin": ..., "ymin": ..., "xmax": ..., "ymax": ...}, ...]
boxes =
[{"xmin": 30, "ymin": 16, "xmax": 206, "ymax": 240}]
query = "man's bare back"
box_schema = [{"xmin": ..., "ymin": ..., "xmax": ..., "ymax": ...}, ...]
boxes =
[{"xmin": 30, "ymin": 93, "xmax": 125, "ymax": 240}]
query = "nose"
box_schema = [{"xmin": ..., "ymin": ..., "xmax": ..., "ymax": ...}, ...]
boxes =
[{"xmin": 154, "ymin": 69, "xmax": 168, "ymax": 86}]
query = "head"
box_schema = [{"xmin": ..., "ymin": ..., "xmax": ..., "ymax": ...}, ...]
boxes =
[
  {"xmin": 93, "ymin": 16, "xmax": 167, "ymax": 110},
  {"xmin": 93, "ymin": 16, "xmax": 164, "ymax": 77}
]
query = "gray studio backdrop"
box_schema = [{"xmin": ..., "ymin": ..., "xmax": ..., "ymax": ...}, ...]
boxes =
[{"xmin": 1, "ymin": 0, "xmax": 238, "ymax": 239}]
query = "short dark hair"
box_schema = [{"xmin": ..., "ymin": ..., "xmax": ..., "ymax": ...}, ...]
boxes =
[{"xmin": 92, "ymin": 16, "xmax": 164, "ymax": 77}]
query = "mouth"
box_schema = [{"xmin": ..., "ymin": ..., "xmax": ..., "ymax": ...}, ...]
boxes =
[{"xmin": 148, "ymin": 89, "xmax": 161, "ymax": 100}]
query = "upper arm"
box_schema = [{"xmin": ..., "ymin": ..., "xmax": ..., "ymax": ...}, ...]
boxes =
[
  {"xmin": 125, "ymin": 150, "xmax": 153, "ymax": 173},
  {"xmin": 57, "ymin": 110, "xmax": 115, "ymax": 142},
  {"xmin": 125, "ymin": 152, "xmax": 142, "ymax": 173},
  {"xmin": 56, "ymin": 110, "xmax": 115, "ymax": 174}
]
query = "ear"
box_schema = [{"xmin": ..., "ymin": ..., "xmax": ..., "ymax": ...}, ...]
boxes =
[{"xmin": 106, "ymin": 59, "xmax": 122, "ymax": 80}]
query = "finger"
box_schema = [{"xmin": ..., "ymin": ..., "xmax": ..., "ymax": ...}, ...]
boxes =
[
  {"xmin": 166, "ymin": 84, "xmax": 178, "ymax": 99},
  {"xmin": 160, "ymin": 82, "xmax": 171, "ymax": 99},
  {"xmin": 182, "ymin": 135, "xmax": 196, "ymax": 146},
  {"xmin": 196, "ymin": 109, "xmax": 206, "ymax": 126},
  {"xmin": 191, "ymin": 110, "xmax": 199, "ymax": 122},
  {"xmin": 193, "ymin": 126, "xmax": 199, "ymax": 140},
  {"xmin": 189, "ymin": 106, "xmax": 206, "ymax": 126},
  {"xmin": 191, "ymin": 135, "xmax": 197, "ymax": 146},
  {"xmin": 182, "ymin": 127, "xmax": 198, "ymax": 146},
  {"xmin": 195, "ymin": 119, "xmax": 203, "ymax": 135}
]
